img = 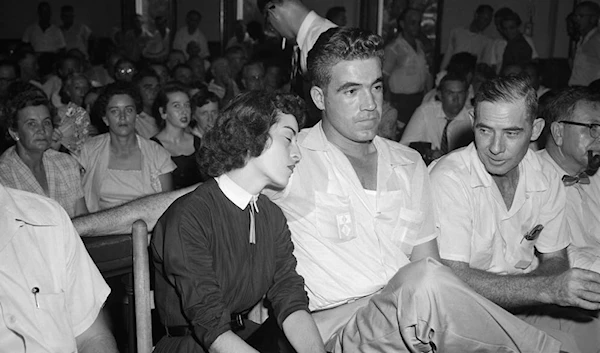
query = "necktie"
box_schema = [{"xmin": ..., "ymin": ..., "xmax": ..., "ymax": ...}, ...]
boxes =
[
  {"xmin": 440, "ymin": 117, "xmax": 451, "ymax": 154},
  {"xmin": 562, "ymin": 172, "xmax": 590, "ymax": 186},
  {"xmin": 248, "ymin": 195, "xmax": 259, "ymax": 244},
  {"xmin": 290, "ymin": 45, "xmax": 301, "ymax": 82}
]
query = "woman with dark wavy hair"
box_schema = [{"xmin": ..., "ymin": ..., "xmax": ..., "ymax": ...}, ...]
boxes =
[
  {"xmin": 76, "ymin": 82, "xmax": 175, "ymax": 211},
  {"xmin": 151, "ymin": 91, "xmax": 327, "ymax": 353}
]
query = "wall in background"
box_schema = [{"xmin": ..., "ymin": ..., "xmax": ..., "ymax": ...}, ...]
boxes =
[
  {"xmin": 0, "ymin": 0, "xmax": 122, "ymax": 39},
  {"xmin": 440, "ymin": 0, "xmax": 600, "ymax": 58}
]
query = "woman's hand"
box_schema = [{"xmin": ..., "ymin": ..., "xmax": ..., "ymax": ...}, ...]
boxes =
[{"xmin": 50, "ymin": 128, "xmax": 64, "ymax": 151}]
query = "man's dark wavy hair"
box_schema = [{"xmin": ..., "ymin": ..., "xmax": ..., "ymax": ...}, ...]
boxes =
[
  {"xmin": 197, "ymin": 91, "xmax": 306, "ymax": 177},
  {"xmin": 307, "ymin": 27, "xmax": 384, "ymax": 88}
]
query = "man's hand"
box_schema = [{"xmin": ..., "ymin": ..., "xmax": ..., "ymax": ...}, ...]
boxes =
[{"xmin": 542, "ymin": 268, "xmax": 600, "ymax": 310}]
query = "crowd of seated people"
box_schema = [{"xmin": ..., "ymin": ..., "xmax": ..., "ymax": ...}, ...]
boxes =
[{"xmin": 4, "ymin": 0, "xmax": 600, "ymax": 352}]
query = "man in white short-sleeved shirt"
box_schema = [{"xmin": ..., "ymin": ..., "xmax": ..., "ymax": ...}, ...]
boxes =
[
  {"xmin": 22, "ymin": 2, "xmax": 66, "ymax": 54},
  {"xmin": 264, "ymin": 27, "xmax": 561, "ymax": 353},
  {"xmin": 401, "ymin": 72, "xmax": 473, "ymax": 158},
  {"xmin": 539, "ymin": 87, "xmax": 600, "ymax": 275},
  {"xmin": 172, "ymin": 10, "xmax": 210, "ymax": 60},
  {"xmin": 258, "ymin": 0, "xmax": 336, "ymax": 75},
  {"xmin": 431, "ymin": 75, "xmax": 600, "ymax": 353},
  {"xmin": 0, "ymin": 183, "xmax": 117, "ymax": 353}
]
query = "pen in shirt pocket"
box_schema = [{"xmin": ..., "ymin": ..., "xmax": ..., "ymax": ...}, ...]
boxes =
[{"xmin": 32, "ymin": 287, "xmax": 40, "ymax": 308}]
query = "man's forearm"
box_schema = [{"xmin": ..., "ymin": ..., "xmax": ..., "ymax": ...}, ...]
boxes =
[
  {"xmin": 73, "ymin": 185, "xmax": 197, "ymax": 236},
  {"xmin": 442, "ymin": 259, "xmax": 560, "ymax": 309}
]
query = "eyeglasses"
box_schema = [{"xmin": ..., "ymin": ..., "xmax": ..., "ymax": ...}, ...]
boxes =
[
  {"xmin": 559, "ymin": 121, "xmax": 600, "ymax": 138},
  {"xmin": 118, "ymin": 67, "xmax": 135, "ymax": 75}
]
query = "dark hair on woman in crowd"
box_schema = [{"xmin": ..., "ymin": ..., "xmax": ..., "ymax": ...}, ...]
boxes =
[
  {"xmin": 191, "ymin": 87, "xmax": 219, "ymax": 109},
  {"xmin": 308, "ymin": 27, "xmax": 384, "ymax": 88},
  {"xmin": 152, "ymin": 81, "xmax": 191, "ymax": 129},
  {"xmin": 92, "ymin": 82, "xmax": 143, "ymax": 118},
  {"xmin": 6, "ymin": 84, "xmax": 51, "ymax": 130},
  {"xmin": 198, "ymin": 91, "xmax": 306, "ymax": 177}
]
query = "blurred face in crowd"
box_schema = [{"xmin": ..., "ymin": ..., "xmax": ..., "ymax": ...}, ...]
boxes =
[
  {"xmin": 115, "ymin": 61, "xmax": 136, "ymax": 82},
  {"xmin": 475, "ymin": 8, "xmax": 493, "ymax": 31},
  {"xmin": 161, "ymin": 91, "xmax": 192, "ymax": 129},
  {"xmin": 150, "ymin": 64, "xmax": 170, "ymax": 85},
  {"xmin": 187, "ymin": 57, "xmax": 206, "ymax": 83},
  {"xmin": 38, "ymin": 3, "xmax": 52, "ymax": 24},
  {"xmin": 265, "ymin": 65, "xmax": 284, "ymax": 92},
  {"xmin": 61, "ymin": 8, "xmax": 74, "ymax": 27},
  {"xmin": 138, "ymin": 75, "xmax": 159, "ymax": 108},
  {"xmin": 194, "ymin": 100, "xmax": 218, "ymax": 133},
  {"xmin": 186, "ymin": 12, "xmax": 201, "ymax": 31},
  {"xmin": 474, "ymin": 99, "xmax": 542, "ymax": 179},
  {"xmin": 67, "ymin": 76, "xmax": 90, "ymax": 106},
  {"xmin": 0, "ymin": 65, "xmax": 18, "ymax": 98},
  {"xmin": 10, "ymin": 105, "xmax": 53, "ymax": 153},
  {"xmin": 211, "ymin": 58, "xmax": 232, "ymax": 84},
  {"xmin": 103, "ymin": 94, "xmax": 137, "ymax": 137},
  {"xmin": 401, "ymin": 9, "xmax": 422, "ymax": 38},
  {"xmin": 227, "ymin": 50, "xmax": 247, "ymax": 77},
  {"xmin": 173, "ymin": 66, "xmax": 193, "ymax": 86},
  {"xmin": 167, "ymin": 51, "xmax": 186, "ymax": 70},
  {"xmin": 501, "ymin": 19, "xmax": 520, "ymax": 41},
  {"xmin": 242, "ymin": 63, "xmax": 265, "ymax": 91},
  {"xmin": 440, "ymin": 79, "xmax": 468, "ymax": 118},
  {"xmin": 59, "ymin": 57, "xmax": 82, "ymax": 79},
  {"xmin": 555, "ymin": 100, "xmax": 600, "ymax": 174},
  {"xmin": 19, "ymin": 53, "xmax": 39, "ymax": 81},
  {"xmin": 311, "ymin": 57, "xmax": 383, "ymax": 145},
  {"xmin": 573, "ymin": 5, "xmax": 599, "ymax": 35}
]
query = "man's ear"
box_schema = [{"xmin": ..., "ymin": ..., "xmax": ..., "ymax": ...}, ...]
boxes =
[
  {"xmin": 531, "ymin": 117, "xmax": 546, "ymax": 141},
  {"xmin": 550, "ymin": 121, "xmax": 564, "ymax": 146},
  {"xmin": 310, "ymin": 86, "xmax": 325, "ymax": 111},
  {"xmin": 102, "ymin": 115, "xmax": 109, "ymax": 126}
]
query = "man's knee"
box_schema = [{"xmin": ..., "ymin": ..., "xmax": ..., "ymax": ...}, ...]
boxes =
[{"xmin": 385, "ymin": 257, "xmax": 453, "ymax": 294}]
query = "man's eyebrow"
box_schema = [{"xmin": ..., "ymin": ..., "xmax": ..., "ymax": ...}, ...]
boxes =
[
  {"xmin": 336, "ymin": 82, "xmax": 360, "ymax": 93},
  {"xmin": 474, "ymin": 122, "xmax": 524, "ymax": 132}
]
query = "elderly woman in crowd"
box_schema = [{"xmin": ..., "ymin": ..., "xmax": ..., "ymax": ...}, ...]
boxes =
[
  {"xmin": 190, "ymin": 88, "xmax": 219, "ymax": 138},
  {"xmin": 0, "ymin": 86, "xmax": 88, "ymax": 217},
  {"xmin": 76, "ymin": 82, "xmax": 175, "ymax": 212},
  {"xmin": 151, "ymin": 91, "xmax": 325, "ymax": 353},
  {"xmin": 151, "ymin": 82, "xmax": 207, "ymax": 190},
  {"xmin": 54, "ymin": 73, "xmax": 94, "ymax": 153}
]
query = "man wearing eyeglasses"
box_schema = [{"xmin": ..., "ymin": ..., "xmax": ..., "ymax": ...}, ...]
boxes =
[
  {"xmin": 430, "ymin": 76, "xmax": 600, "ymax": 353},
  {"xmin": 539, "ymin": 87, "xmax": 600, "ymax": 279},
  {"xmin": 569, "ymin": 1, "xmax": 600, "ymax": 86}
]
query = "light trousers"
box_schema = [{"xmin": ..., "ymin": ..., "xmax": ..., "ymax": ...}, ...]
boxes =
[{"xmin": 324, "ymin": 258, "xmax": 563, "ymax": 352}]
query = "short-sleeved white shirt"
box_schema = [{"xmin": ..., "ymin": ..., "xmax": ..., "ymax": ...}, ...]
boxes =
[
  {"xmin": 538, "ymin": 149, "xmax": 600, "ymax": 269},
  {"xmin": 22, "ymin": 23, "xmax": 66, "ymax": 53},
  {"xmin": 430, "ymin": 143, "xmax": 570, "ymax": 274},
  {"xmin": 569, "ymin": 28, "xmax": 600, "ymax": 86},
  {"xmin": 266, "ymin": 122, "xmax": 438, "ymax": 310},
  {"xmin": 383, "ymin": 34, "xmax": 428, "ymax": 94},
  {"xmin": 0, "ymin": 185, "xmax": 110, "ymax": 352},
  {"xmin": 172, "ymin": 27, "xmax": 210, "ymax": 59}
]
